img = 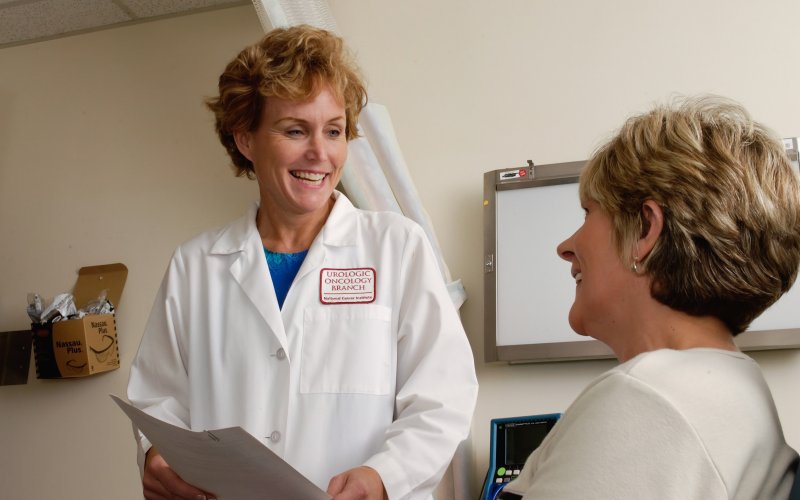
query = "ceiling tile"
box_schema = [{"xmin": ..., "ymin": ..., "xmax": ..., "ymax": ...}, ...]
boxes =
[
  {"xmin": 0, "ymin": 0, "xmax": 130, "ymax": 46},
  {"xmin": 119, "ymin": 0, "xmax": 245, "ymax": 19}
]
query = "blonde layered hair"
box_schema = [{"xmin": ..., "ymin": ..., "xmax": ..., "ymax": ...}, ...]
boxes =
[
  {"xmin": 206, "ymin": 25, "xmax": 367, "ymax": 178},
  {"xmin": 581, "ymin": 96, "xmax": 800, "ymax": 334}
]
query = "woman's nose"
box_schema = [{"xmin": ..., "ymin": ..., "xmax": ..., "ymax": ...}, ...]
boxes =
[
  {"xmin": 305, "ymin": 133, "xmax": 328, "ymax": 162},
  {"xmin": 557, "ymin": 234, "xmax": 575, "ymax": 262}
]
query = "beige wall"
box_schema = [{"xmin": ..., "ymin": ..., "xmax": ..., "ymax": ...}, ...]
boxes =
[{"xmin": 1, "ymin": 2, "xmax": 799, "ymax": 498}]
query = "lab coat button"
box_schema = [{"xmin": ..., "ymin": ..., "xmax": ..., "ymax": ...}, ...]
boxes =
[
  {"xmin": 276, "ymin": 348, "xmax": 286, "ymax": 360},
  {"xmin": 270, "ymin": 430, "xmax": 281, "ymax": 443}
]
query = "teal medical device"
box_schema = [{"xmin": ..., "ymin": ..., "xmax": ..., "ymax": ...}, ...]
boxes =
[{"xmin": 481, "ymin": 413, "xmax": 561, "ymax": 500}]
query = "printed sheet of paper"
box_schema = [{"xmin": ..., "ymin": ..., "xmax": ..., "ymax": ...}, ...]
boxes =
[{"xmin": 111, "ymin": 395, "xmax": 329, "ymax": 500}]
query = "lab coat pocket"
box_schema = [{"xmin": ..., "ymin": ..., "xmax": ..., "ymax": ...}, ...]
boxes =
[{"xmin": 301, "ymin": 305, "xmax": 392, "ymax": 395}]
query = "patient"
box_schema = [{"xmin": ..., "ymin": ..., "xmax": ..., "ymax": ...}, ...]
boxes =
[{"xmin": 504, "ymin": 96, "xmax": 800, "ymax": 499}]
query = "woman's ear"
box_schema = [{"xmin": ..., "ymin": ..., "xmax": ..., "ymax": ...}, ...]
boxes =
[
  {"xmin": 233, "ymin": 130, "xmax": 254, "ymax": 162},
  {"xmin": 637, "ymin": 199, "xmax": 664, "ymax": 260}
]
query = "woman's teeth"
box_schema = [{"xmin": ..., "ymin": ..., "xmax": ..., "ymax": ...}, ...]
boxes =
[
  {"xmin": 291, "ymin": 171, "xmax": 325, "ymax": 184},
  {"xmin": 575, "ymin": 272, "xmax": 583, "ymax": 283}
]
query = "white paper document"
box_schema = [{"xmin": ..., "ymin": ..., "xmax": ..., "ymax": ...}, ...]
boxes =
[{"xmin": 111, "ymin": 395, "xmax": 329, "ymax": 500}]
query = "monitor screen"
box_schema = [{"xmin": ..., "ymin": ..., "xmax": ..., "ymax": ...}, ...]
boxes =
[{"xmin": 505, "ymin": 421, "xmax": 551, "ymax": 465}]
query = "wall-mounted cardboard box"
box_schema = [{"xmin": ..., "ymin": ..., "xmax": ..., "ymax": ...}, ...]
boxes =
[{"xmin": 32, "ymin": 263, "xmax": 127, "ymax": 379}]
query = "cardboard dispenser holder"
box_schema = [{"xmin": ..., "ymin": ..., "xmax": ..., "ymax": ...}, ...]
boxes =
[{"xmin": 32, "ymin": 263, "xmax": 127, "ymax": 379}]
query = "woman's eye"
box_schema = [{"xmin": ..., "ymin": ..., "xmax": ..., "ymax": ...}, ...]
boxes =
[
  {"xmin": 286, "ymin": 129, "xmax": 304, "ymax": 137},
  {"xmin": 327, "ymin": 129, "xmax": 342, "ymax": 138}
]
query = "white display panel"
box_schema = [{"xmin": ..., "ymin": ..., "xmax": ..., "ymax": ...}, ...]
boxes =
[{"xmin": 495, "ymin": 183, "xmax": 587, "ymax": 346}]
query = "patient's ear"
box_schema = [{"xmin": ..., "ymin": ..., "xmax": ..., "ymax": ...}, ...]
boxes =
[{"xmin": 636, "ymin": 199, "xmax": 663, "ymax": 259}]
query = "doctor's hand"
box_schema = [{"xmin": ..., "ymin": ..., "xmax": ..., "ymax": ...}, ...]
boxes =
[
  {"xmin": 327, "ymin": 466, "xmax": 388, "ymax": 500},
  {"xmin": 143, "ymin": 447, "xmax": 216, "ymax": 500}
]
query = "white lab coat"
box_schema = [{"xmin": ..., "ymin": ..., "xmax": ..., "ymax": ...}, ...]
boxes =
[{"xmin": 127, "ymin": 192, "xmax": 479, "ymax": 499}]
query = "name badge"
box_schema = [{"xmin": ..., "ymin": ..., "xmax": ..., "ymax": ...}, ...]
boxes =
[{"xmin": 320, "ymin": 268, "xmax": 376, "ymax": 304}]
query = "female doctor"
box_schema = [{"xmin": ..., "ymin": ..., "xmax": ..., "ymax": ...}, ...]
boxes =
[{"xmin": 127, "ymin": 25, "xmax": 478, "ymax": 500}]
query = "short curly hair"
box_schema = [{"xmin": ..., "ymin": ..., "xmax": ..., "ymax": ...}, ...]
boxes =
[
  {"xmin": 205, "ymin": 25, "xmax": 368, "ymax": 178},
  {"xmin": 581, "ymin": 95, "xmax": 800, "ymax": 334}
]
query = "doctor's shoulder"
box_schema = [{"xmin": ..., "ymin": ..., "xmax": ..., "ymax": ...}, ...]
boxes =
[
  {"xmin": 163, "ymin": 210, "xmax": 252, "ymax": 270},
  {"xmin": 354, "ymin": 207, "xmax": 427, "ymax": 243}
]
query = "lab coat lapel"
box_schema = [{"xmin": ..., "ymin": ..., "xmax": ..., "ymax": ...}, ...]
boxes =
[
  {"xmin": 293, "ymin": 191, "xmax": 358, "ymax": 284},
  {"xmin": 211, "ymin": 203, "xmax": 288, "ymax": 349}
]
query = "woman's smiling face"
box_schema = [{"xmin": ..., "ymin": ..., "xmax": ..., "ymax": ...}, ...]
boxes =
[
  {"xmin": 237, "ymin": 85, "xmax": 348, "ymax": 221},
  {"xmin": 556, "ymin": 198, "xmax": 633, "ymax": 339}
]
